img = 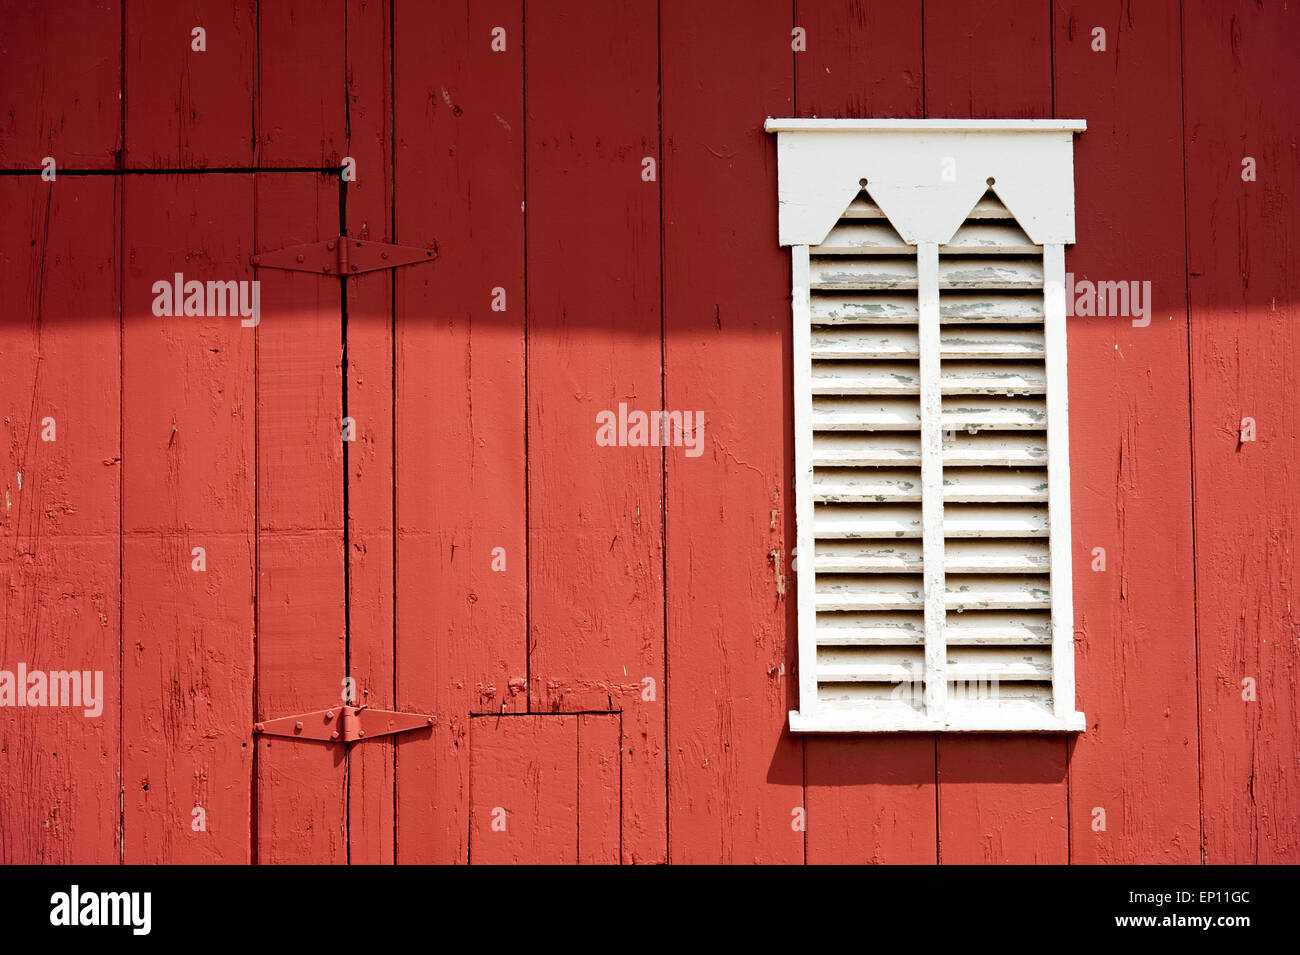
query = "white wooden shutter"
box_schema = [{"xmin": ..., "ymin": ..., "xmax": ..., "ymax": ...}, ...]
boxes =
[{"xmin": 773, "ymin": 119, "xmax": 1086, "ymax": 732}]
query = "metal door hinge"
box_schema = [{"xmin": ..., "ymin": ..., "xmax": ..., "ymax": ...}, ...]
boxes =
[
  {"xmin": 251, "ymin": 236, "xmax": 436, "ymax": 276},
  {"xmin": 253, "ymin": 705, "xmax": 434, "ymax": 744}
]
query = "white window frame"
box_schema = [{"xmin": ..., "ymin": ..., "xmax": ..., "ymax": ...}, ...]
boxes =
[{"xmin": 768, "ymin": 118, "xmax": 1087, "ymax": 733}]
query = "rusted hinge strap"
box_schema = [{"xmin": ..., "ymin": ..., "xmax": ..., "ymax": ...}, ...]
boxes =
[
  {"xmin": 251, "ymin": 236, "xmax": 435, "ymax": 276},
  {"xmin": 253, "ymin": 705, "xmax": 434, "ymax": 743}
]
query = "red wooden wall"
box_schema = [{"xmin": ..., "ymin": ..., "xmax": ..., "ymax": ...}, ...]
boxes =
[{"xmin": 0, "ymin": 0, "xmax": 1295, "ymax": 864}]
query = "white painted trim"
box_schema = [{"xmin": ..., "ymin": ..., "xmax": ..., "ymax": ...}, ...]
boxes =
[
  {"xmin": 791, "ymin": 245, "xmax": 819, "ymax": 721},
  {"xmin": 769, "ymin": 123, "xmax": 1082, "ymax": 247},
  {"xmin": 1043, "ymin": 243, "xmax": 1081, "ymax": 725},
  {"xmin": 765, "ymin": 118, "xmax": 1087, "ymax": 133},
  {"xmin": 917, "ymin": 242, "xmax": 947, "ymax": 720},
  {"xmin": 781, "ymin": 127, "xmax": 1085, "ymax": 736},
  {"xmin": 790, "ymin": 706, "xmax": 1086, "ymax": 734}
]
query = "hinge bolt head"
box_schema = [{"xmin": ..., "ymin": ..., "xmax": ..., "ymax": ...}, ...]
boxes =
[
  {"xmin": 254, "ymin": 722, "xmax": 265, "ymax": 733},
  {"xmin": 296, "ymin": 254, "xmax": 305, "ymax": 263},
  {"xmin": 330, "ymin": 731, "xmax": 339, "ymax": 740},
  {"xmin": 295, "ymin": 721, "xmax": 303, "ymax": 732},
  {"xmin": 326, "ymin": 709, "xmax": 335, "ymax": 719},
  {"xmin": 326, "ymin": 240, "xmax": 336, "ymax": 251},
  {"xmin": 357, "ymin": 729, "xmax": 365, "ymax": 738},
  {"xmin": 251, "ymin": 255, "xmax": 261, "ymax": 266},
  {"xmin": 380, "ymin": 251, "xmax": 389, "ymax": 260},
  {"xmin": 427, "ymin": 717, "xmax": 434, "ymax": 726},
  {"xmin": 350, "ymin": 265, "xmax": 358, "ymax": 272}
]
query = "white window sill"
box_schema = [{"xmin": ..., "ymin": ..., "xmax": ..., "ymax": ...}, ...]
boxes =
[{"xmin": 790, "ymin": 703, "xmax": 1086, "ymax": 734}]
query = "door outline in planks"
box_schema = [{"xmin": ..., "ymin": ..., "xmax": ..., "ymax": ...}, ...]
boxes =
[
  {"xmin": 468, "ymin": 712, "xmax": 622, "ymax": 865},
  {"xmin": 249, "ymin": 175, "xmax": 439, "ymax": 864},
  {"xmin": 113, "ymin": 169, "xmax": 429, "ymax": 864}
]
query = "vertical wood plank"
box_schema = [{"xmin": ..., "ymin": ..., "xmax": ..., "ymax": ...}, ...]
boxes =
[
  {"xmin": 122, "ymin": 175, "xmax": 254, "ymax": 862},
  {"xmin": 256, "ymin": 0, "xmax": 345, "ymax": 167},
  {"xmin": 805, "ymin": 738, "xmax": 937, "ymax": 864},
  {"xmin": 1052, "ymin": 2, "xmax": 1202, "ymax": 862},
  {"xmin": 525, "ymin": 0, "xmax": 665, "ymax": 864},
  {"xmin": 924, "ymin": 0, "xmax": 1070, "ymax": 863},
  {"xmin": 1183, "ymin": 0, "xmax": 1300, "ymax": 864},
  {"xmin": 125, "ymin": 0, "xmax": 256, "ymax": 168},
  {"xmin": 0, "ymin": 1, "xmax": 122, "ymax": 169},
  {"xmin": 253, "ymin": 171, "xmax": 345, "ymax": 864},
  {"xmin": 578, "ymin": 712, "xmax": 622, "ymax": 864},
  {"xmin": 469, "ymin": 715, "xmax": 578, "ymax": 864},
  {"xmin": 343, "ymin": 0, "xmax": 397, "ymax": 867},
  {"xmin": 0, "ymin": 178, "xmax": 120, "ymax": 863},
  {"xmin": 938, "ymin": 736, "xmax": 1068, "ymax": 863},
  {"xmin": 923, "ymin": 0, "xmax": 1053, "ymax": 119},
  {"xmin": 662, "ymin": 0, "xmax": 803, "ymax": 863},
  {"xmin": 393, "ymin": 0, "xmax": 527, "ymax": 864},
  {"xmin": 794, "ymin": 0, "xmax": 923, "ymax": 120},
  {"xmin": 796, "ymin": 0, "xmax": 937, "ymax": 865},
  {"xmin": 251, "ymin": 0, "xmax": 352, "ymax": 865}
]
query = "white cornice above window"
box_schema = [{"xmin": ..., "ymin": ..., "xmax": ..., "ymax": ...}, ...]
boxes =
[{"xmin": 764, "ymin": 118, "xmax": 1086, "ymax": 250}]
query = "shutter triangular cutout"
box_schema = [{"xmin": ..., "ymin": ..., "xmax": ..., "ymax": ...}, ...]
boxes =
[
  {"xmin": 809, "ymin": 186, "xmax": 927, "ymax": 715},
  {"xmin": 939, "ymin": 188, "xmax": 1055, "ymax": 723}
]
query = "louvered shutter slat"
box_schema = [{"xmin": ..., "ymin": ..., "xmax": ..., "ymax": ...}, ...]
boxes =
[
  {"xmin": 814, "ymin": 468, "xmax": 922, "ymax": 502},
  {"xmin": 942, "ymin": 468, "xmax": 1049, "ymax": 502},
  {"xmin": 811, "ymin": 327, "xmax": 920, "ymax": 359},
  {"xmin": 939, "ymin": 256, "xmax": 1043, "ymax": 290},
  {"xmin": 814, "ymin": 505, "xmax": 924, "ymax": 538},
  {"xmin": 813, "ymin": 397, "xmax": 921, "ymax": 430},
  {"xmin": 811, "ymin": 293, "xmax": 920, "ymax": 323},
  {"xmin": 939, "ymin": 327, "xmax": 1044, "ymax": 359},
  {"xmin": 813, "ymin": 433, "xmax": 922, "ymax": 467},
  {"xmin": 939, "ymin": 222, "xmax": 1039, "ymax": 255},
  {"xmin": 811, "ymin": 256, "xmax": 918, "ymax": 290},
  {"xmin": 815, "ymin": 540, "xmax": 924, "ymax": 573},
  {"xmin": 818, "ymin": 222, "xmax": 914, "ymax": 254},
  {"xmin": 940, "ymin": 292, "xmax": 1044, "ymax": 323}
]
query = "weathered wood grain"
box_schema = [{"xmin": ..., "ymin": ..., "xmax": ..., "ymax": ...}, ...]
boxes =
[
  {"xmin": 662, "ymin": 0, "xmax": 804, "ymax": 863},
  {"xmin": 0, "ymin": 178, "xmax": 120, "ymax": 863},
  {"xmin": 1184, "ymin": 0, "xmax": 1300, "ymax": 864},
  {"xmin": 256, "ymin": 0, "xmax": 345, "ymax": 168},
  {"xmin": 393, "ymin": 0, "xmax": 528, "ymax": 864},
  {"xmin": 125, "ymin": 0, "xmax": 256, "ymax": 168},
  {"xmin": 342, "ymin": 0, "xmax": 397, "ymax": 867},
  {"xmin": 525, "ymin": 0, "xmax": 665, "ymax": 865},
  {"xmin": 0, "ymin": 0, "xmax": 121, "ymax": 169},
  {"xmin": 1054, "ymin": 0, "xmax": 1201, "ymax": 864},
  {"xmin": 252, "ymin": 173, "xmax": 346, "ymax": 863},
  {"xmin": 578, "ymin": 712, "xmax": 622, "ymax": 864},
  {"xmin": 122, "ymin": 175, "xmax": 254, "ymax": 862},
  {"xmin": 938, "ymin": 735, "xmax": 1068, "ymax": 863},
  {"xmin": 469, "ymin": 714, "xmax": 578, "ymax": 864}
]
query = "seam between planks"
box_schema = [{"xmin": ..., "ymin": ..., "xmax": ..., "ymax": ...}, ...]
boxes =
[
  {"xmin": 657, "ymin": 0, "xmax": 670, "ymax": 867},
  {"xmin": 1176, "ymin": 0, "xmax": 1207, "ymax": 866}
]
